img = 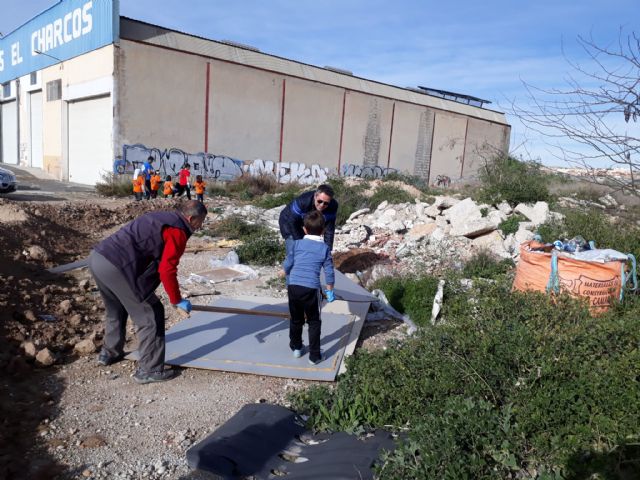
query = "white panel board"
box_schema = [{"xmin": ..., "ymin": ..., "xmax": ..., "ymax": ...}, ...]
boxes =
[
  {"xmin": 1, "ymin": 100, "xmax": 18, "ymax": 164},
  {"xmin": 30, "ymin": 91, "xmax": 43, "ymax": 169},
  {"xmin": 68, "ymin": 95, "xmax": 112, "ymax": 185}
]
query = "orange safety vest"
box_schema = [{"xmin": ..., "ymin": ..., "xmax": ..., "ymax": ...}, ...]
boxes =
[
  {"xmin": 163, "ymin": 181, "xmax": 174, "ymax": 196},
  {"xmin": 194, "ymin": 180, "xmax": 206, "ymax": 195},
  {"xmin": 150, "ymin": 174, "xmax": 162, "ymax": 191},
  {"xmin": 132, "ymin": 176, "xmax": 144, "ymax": 193}
]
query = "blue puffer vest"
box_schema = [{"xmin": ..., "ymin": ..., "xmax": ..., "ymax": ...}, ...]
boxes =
[{"xmin": 94, "ymin": 211, "xmax": 192, "ymax": 301}]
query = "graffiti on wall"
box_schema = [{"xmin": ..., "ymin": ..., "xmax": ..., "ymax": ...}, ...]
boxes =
[
  {"xmin": 245, "ymin": 158, "xmax": 328, "ymax": 184},
  {"xmin": 341, "ymin": 164, "xmax": 398, "ymax": 179},
  {"xmin": 114, "ymin": 144, "xmax": 329, "ymax": 184},
  {"xmin": 116, "ymin": 144, "xmax": 244, "ymax": 181}
]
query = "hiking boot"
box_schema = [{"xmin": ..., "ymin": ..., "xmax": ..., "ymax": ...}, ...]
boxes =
[
  {"xmin": 97, "ymin": 351, "xmax": 124, "ymax": 366},
  {"xmin": 133, "ymin": 369, "xmax": 176, "ymax": 384}
]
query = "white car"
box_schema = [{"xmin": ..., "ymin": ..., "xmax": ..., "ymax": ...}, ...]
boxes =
[{"xmin": 0, "ymin": 166, "xmax": 17, "ymax": 193}]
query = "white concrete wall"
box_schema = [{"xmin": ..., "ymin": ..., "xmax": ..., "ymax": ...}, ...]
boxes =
[{"xmin": 430, "ymin": 112, "xmax": 468, "ymax": 181}]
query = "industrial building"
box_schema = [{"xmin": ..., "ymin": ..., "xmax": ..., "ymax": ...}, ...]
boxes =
[{"xmin": 0, "ymin": 0, "xmax": 510, "ymax": 185}]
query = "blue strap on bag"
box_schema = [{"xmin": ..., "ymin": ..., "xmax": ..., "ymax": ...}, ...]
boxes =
[{"xmin": 546, "ymin": 250, "xmax": 560, "ymax": 294}]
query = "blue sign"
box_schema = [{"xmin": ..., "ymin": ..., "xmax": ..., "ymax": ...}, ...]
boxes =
[{"xmin": 0, "ymin": 0, "xmax": 119, "ymax": 84}]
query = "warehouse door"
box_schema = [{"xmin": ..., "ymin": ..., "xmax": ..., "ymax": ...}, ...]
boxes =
[
  {"xmin": 68, "ymin": 95, "xmax": 112, "ymax": 185},
  {"xmin": 1, "ymin": 100, "xmax": 18, "ymax": 164},
  {"xmin": 30, "ymin": 91, "xmax": 43, "ymax": 169}
]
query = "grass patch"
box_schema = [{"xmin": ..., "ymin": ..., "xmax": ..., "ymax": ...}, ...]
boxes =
[
  {"xmin": 371, "ymin": 274, "xmax": 439, "ymax": 327},
  {"xmin": 289, "ymin": 279, "xmax": 640, "ymax": 478},
  {"xmin": 95, "ymin": 173, "xmax": 134, "ymax": 197},
  {"xmin": 478, "ymin": 155, "xmax": 552, "ymax": 206},
  {"xmin": 202, "ymin": 217, "xmax": 285, "ymax": 266},
  {"xmin": 498, "ymin": 213, "xmax": 526, "ymax": 235},
  {"xmin": 462, "ymin": 249, "xmax": 514, "ymax": 279},
  {"xmin": 537, "ymin": 208, "xmax": 640, "ymax": 258},
  {"xmin": 368, "ymin": 184, "xmax": 416, "ymax": 209}
]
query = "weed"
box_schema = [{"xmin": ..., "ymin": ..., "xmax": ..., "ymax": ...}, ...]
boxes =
[
  {"xmin": 498, "ymin": 214, "xmax": 526, "ymax": 235},
  {"xmin": 371, "ymin": 275, "xmax": 439, "ymax": 326},
  {"xmin": 329, "ymin": 176, "xmax": 370, "ymax": 226},
  {"xmin": 538, "ymin": 208, "xmax": 640, "ymax": 258},
  {"xmin": 368, "ymin": 184, "xmax": 416, "ymax": 210},
  {"xmin": 462, "ymin": 249, "xmax": 514, "ymax": 279},
  {"xmin": 478, "ymin": 155, "xmax": 552, "ymax": 206},
  {"xmin": 202, "ymin": 218, "xmax": 273, "ymax": 241},
  {"xmin": 289, "ymin": 278, "xmax": 640, "ymax": 478},
  {"xmin": 236, "ymin": 237, "xmax": 285, "ymax": 266},
  {"xmin": 95, "ymin": 173, "xmax": 134, "ymax": 197}
]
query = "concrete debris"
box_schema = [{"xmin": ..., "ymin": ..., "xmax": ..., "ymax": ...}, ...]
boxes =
[
  {"xmin": 35, "ymin": 347, "xmax": 56, "ymax": 366},
  {"xmin": 73, "ymin": 338, "xmax": 96, "ymax": 355}
]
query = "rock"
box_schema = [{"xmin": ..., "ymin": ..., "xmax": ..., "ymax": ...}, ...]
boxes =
[
  {"xmin": 405, "ymin": 223, "xmax": 437, "ymax": 242},
  {"xmin": 387, "ymin": 220, "xmax": 406, "ymax": 233},
  {"xmin": 450, "ymin": 218, "xmax": 496, "ymax": 238},
  {"xmin": 79, "ymin": 279, "xmax": 90, "ymax": 290},
  {"xmin": 24, "ymin": 310, "xmax": 38, "ymax": 322},
  {"xmin": 444, "ymin": 198, "xmax": 482, "ymax": 228},
  {"xmin": 58, "ymin": 300, "xmax": 72, "ymax": 315},
  {"xmin": 74, "ymin": 339, "xmax": 96, "ymax": 355},
  {"xmin": 27, "ymin": 245, "xmax": 48, "ymax": 261},
  {"xmin": 69, "ymin": 314, "xmax": 83, "ymax": 327},
  {"xmin": 376, "ymin": 200, "xmax": 389, "ymax": 211},
  {"xmin": 599, "ymin": 193, "xmax": 617, "ymax": 207},
  {"xmin": 22, "ymin": 340, "xmax": 37, "ymax": 357},
  {"xmin": 514, "ymin": 201, "xmax": 550, "ymax": 226},
  {"xmin": 431, "ymin": 195, "xmax": 460, "ymax": 210},
  {"xmin": 497, "ymin": 201, "xmax": 512, "ymax": 215},
  {"xmin": 514, "ymin": 227, "xmax": 535, "ymax": 245},
  {"xmin": 471, "ymin": 231, "xmax": 510, "ymax": 259},
  {"xmin": 346, "ymin": 208, "xmax": 370, "ymax": 222},
  {"xmin": 36, "ymin": 348, "xmax": 56, "ymax": 366}
]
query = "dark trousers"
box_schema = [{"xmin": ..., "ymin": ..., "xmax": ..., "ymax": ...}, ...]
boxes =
[
  {"xmin": 288, "ymin": 284, "xmax": 322, "ymax": 361},
  {"xmin": 89, "ymin": 251, "xmax": 166, "ymax": 374},
  {"xmin": 144, "ymin": 179, "xmax": 152, "ymax": 200},
  {"xmin": 177, "ymin": 184, "xmax": 191, "ymax": 200}
]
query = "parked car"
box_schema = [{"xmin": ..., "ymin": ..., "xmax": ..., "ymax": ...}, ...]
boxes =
[{"xmin": 0, "ymin": 166, "xmax": 17, "ymax": 193}]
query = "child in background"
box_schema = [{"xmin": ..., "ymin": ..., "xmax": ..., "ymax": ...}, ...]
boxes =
[
  {"xmin": 163, "ymin": 175, "xmax": 175, "ymax": 198},
  {"xmin": 177, "ymin": 163, "xmax": 191, "ymax": 199},
  {"xmin": 282, "ymin": 210, "xmax": 335, "ymax": 365},
  {"xmin": 150, "ymin": 170, "xmax": 162, "ymax": 199},
  {"xmin": 194, "ymin": 175, "xmax": 206, "ymax": 203},
  {"xmin": 132, "ymin": 168, "xmax": 144, "ymax": 201}
]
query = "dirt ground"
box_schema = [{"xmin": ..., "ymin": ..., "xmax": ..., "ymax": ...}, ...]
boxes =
[{"xmin": 0, "ymin": 171, "xmax": 404, "ymax": 480}]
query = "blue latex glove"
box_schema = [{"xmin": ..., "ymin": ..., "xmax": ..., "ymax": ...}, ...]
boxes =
[
  {"xmin": 325, "ymin": 290, "xmax": 335, "ymax": 303},
  {"xmin": 175, "ymin": 299, "xmax": 192, "ymax": 313}
]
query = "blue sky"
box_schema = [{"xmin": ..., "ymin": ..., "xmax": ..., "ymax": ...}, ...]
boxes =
[{"xmin": 2, "ymin": 0, "xmax": 638, "ymax": 167}]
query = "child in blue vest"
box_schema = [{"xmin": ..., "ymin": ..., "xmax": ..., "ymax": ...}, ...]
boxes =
[{"xmin": 282, "ymin": 210, "xmax": 335, "ymax": 364}]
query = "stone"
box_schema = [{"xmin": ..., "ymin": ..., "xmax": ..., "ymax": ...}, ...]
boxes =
[
  {"xmin": 471, "ymin": 231, "xmax": 510, "ymax": 259},
  {"xmin": 346, "ymin": 208, "xmax": 370, "ymax": 222},
  {"xmin": 74, "ymin": 339, "xmax": 96, "ymax": 355},
  {"xmin": 431, "ymin": 195, "xmax": 460, "ymax": 210},
  {"xmin": 444, "ymin": 198, "xmax": 482, "ymax": 228},
  {"xmin": 497, "ymin": 201, "xmax": 512, "ymax": 215},
  {"xmin": 69, "ymin": 314, "xmax": 83, "ymax": 327},
  {"xmin": 599, "ymin": 194, "xmax": 617, "ymax": 207},
  {"xmin": 22, "ymin": 340, "xmax": 37, "ymax": 357},
  {"xmin": 78, "ymin": 279, "xmax": 90, "ymax": 290},
  {"xmin": 405, "ymin": 223, "xmax": 437, "ymax": 242},
  {"xmin": 514, "ymin": 201, "xmax": 550, "ymax": 226},
  {"xmin": 449, "ymin": 218, "xmax": 496, "ymax": 238},
  {"xmin": 24, "ymin": 310, "xmax": 38, "ymax": 322},
  {"xmin": 58, "ymin": 300, "xmax": 72, "ymax": 315},
  {"xmin": 27, "ymin": 245, "xmax": 48, "ymax": 261},
  {"xmin": 514, "ymin": 227, "xmax": 535, "ymax": 245},
  {"xmin": 36, "ymin": 348, "xmax": 56, "ymax": 366}
]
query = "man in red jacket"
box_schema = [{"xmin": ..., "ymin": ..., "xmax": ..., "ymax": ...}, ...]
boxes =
[{"xmin": 89, "ymin": 200, "xmax": 207, "ymax": 384}]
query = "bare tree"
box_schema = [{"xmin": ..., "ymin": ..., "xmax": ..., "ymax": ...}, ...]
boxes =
[{"xmin": 512, "ymin": 29, "xmax": 640, "ymax": 195}]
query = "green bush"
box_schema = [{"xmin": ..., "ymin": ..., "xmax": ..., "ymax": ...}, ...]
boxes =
[
  {"xmin": 95, "ymin": 172, "xmax": 134, "ymax": 197},
  {"xmin": 462, "ymin": 249, "xmax": 514, "ymax": 279},
  {"xmin": 252, "ymin": 183, "xmax": 302, "ymax": 209},
  {"xmin": 537, "ymin": 208, "xmax": 640, "ymax": 259},
  {"xmin": 203, "ymin": 217, "xmax": 285, "ymax": 265},
  {"xmin": 479, "ymin": 156, "xmax": 552, "ymax": 206},
  {"xmin": 236, "ymin": 237, "xmax": 285, "ymax": 266},
  {"xmin": 289, "ymin": 279, "xmax": 640, "ymax": 478},
  {"xmin": 368, "ymin": 184, "xmax": 416, "ymax": 210},
  {"xmin": 371, "ymin": 275, "xmax": 439, "ymax": 326},
  {"xmin": 329, "ymin": 176, "xmax": 370, "ymax": 226},
  {"xmin": 499, "ymin": 213, "xmax": 526, "ymax": 235}
]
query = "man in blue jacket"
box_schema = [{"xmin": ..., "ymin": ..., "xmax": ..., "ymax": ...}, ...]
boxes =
[{"xmin": 278, "ymin": 184, "xmax": 338, "ymax": 250}]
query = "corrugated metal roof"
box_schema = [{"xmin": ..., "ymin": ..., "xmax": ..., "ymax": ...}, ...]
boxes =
[{"xmin": 119, "ymin": 17, "xmax": 509, "ymax": 126}]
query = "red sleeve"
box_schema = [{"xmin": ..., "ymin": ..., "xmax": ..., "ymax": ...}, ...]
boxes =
[{"xmin": 159, "ymin": 226, "xmax": 188, "ymax": 304}]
